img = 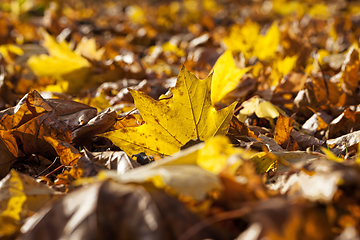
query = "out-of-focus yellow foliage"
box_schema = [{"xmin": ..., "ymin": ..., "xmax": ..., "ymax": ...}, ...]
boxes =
[
  {"xmin": 27, "ymin": 29, "xmax": 90, "ymax": 77},
  {"xmin": 0, "ymin": 44, "xmax": 23, "ymax": 63},
  {"xmin": 321, "ymin": 148, "xmax": 343, "ymax": 163},
  {"xmin": 126, "ymin": 5, "xmax": 146, "ymax": 24},
  {"xmin": 272, "ymin": 0, "xmax": 304, "ymax": 16},
  {"xmin": 224, "ymin": 21, "xmax": 280, "ymax": 61},
  {"xmin": 253, "ymin": 23, "xmax": 281, "ymax": 61},
  {"xmin": 197, "ymin": 136, "xmax": 237, "ymax": 174},
  {"xmin": 271, "ymin": 55, "xmax": 298, "ymax": 86},
  {"xmin": 162, "ymin": 42, "xmax": 186, "ymax": 57},
  {"xmin": 223, "ymin": 20, "xmax": 261, "ymax": 59},
  {"xmin": 75, "ymin": 37, "xmax": 105, "ymax": 61},
  {"xmin": 197, "ymin": 136, "xmax": 252, "ymax": 174},
  {"xmin": 308, "ymin": 3, "xmax": 330, "ymax": 19},
  {"xmin": 211, "ymin": 50, "xmax": 251, "ymax": 104}
]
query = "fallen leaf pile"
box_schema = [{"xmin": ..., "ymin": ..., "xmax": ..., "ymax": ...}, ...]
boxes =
[{"xmin": 2, "ymin": 0, "xmax": 360, "ymax": 239}]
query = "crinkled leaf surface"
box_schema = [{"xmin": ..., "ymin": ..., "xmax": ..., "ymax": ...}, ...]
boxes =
[{"xmin": 102, "ymin": 66, "xmax": 236, "ymax": 156}]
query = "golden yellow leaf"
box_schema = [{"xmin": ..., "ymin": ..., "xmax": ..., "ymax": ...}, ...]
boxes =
[
  {"xmin": 223, "ymin": 21, "xmax": 279, "ymax": 61},
  {"xmin": 74, "ymin": 37, "xmax": 105, "ymax": 61},
  {"xmin": 271, "ymin": 55, "xmax": 298, "ymax": 86},
  {"xmin": 272, "ymin": 0, "xmax": 304, "ymax": 16},
  {"xmin": 197, "ymin": 136, "xmax": 236, "ymax": 174},
  {"xmin": 223, "ymin": 20, "xmax": 261, "ymax": 58},
  {"xmin": 211, "ymin": 50, "xmax": 251, "ymax": 104},
  {"xmin": 102, "ymin": 66, "xmax": 236, "ymax": 156},
  {"xmin": 27, "ymin": 29, "xmax": 90, "ymax": 77},
  {"xmin": 253, "ymin": 23, "xmax": 280, "ymax": 61},
  {"xmin": 197, "ymin": 136, "xmax": 253, "ymax": 174},
  {"xmin": 0, "ymin": 44, "xmax": 23, "ymax": 63}
]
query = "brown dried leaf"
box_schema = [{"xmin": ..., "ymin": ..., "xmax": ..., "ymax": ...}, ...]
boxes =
[
  {"xmin": 19, "ymin": 181, "xmax": 231, "ymax": 240},
  {"xmin": 72, "ymin": 108, "xmax": 117, "ymax": 143}
]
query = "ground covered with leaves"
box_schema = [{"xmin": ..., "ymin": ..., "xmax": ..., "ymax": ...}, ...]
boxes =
[{"xmin": 2, "ymin": 0, "xmax": 360, "ymax": 239}]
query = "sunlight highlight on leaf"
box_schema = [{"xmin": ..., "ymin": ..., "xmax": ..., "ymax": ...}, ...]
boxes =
[{"xmin": 211, "ymin": 50, "xmax": 251, "ymax": 104}]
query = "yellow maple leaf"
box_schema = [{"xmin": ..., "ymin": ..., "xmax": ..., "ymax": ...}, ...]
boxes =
[
  {"xmin": 74, "ymin": 37, "xmax": 105, "ymax": 61},
  {"xmin": 223, "ymin": 21, "xmax": 280, "ymax": 61},
  {"xmin": 223, "ymin": 20, "xmax": 261, "ymax": 58},
  {"xmin": 253, "ymin": 23, "xmax": 280, "ymax": 61},
  {"xmin": 211, "ymin": 50, "xmax": 251, "ymax": 104},
  {"xmin": 102, "ymin": 66, "xmax": 236, "ymax": 156},
  {"xmin": 27, "ymin": 29, "xmax": 90, "ymax": 77}
]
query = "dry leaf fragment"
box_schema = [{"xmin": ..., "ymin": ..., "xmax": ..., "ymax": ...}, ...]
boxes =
[{"xmin": 102, "ymin": 66, "xmax": 236, "ymax": 156}]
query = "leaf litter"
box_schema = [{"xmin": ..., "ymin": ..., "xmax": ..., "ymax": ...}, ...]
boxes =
[{"xmin": 2, "ymin": 0, "xmax": 360, "ymax": 239}]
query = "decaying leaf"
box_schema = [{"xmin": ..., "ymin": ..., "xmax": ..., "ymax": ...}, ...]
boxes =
[{"xmin": 102, "ymin": 66, "xmax": 236, "ymax": 156}]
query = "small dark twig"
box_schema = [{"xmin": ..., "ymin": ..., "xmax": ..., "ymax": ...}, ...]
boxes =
[
  {"xmin": 44, "ymin": 165, "xmax": 65, "ymax": 178},
  {"xmin": 35, "ymin": 157, "xmax": 59, "ymax": 177}
]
